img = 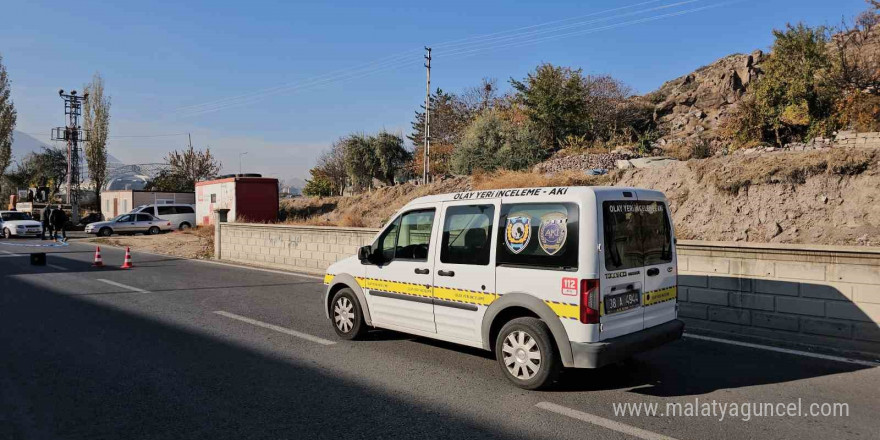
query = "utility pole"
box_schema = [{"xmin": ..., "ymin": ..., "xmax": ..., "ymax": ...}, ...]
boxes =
[
  {"xmin": 422, "ymin": 47, "xmax": 431, "ymax": 185},
  {"xmin": 52, "ymin": 89, "xmax": 89, "ymax": 223}
]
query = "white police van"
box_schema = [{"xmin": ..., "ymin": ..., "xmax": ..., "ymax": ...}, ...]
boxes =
[{"xmin": 324, "ymin": 186, "xmax": 683, "ymax": 389}]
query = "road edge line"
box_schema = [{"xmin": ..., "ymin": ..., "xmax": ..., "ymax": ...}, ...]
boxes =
[{"xmin": 683, "ymin": 333, "xmax": 879, "ymax": 367}]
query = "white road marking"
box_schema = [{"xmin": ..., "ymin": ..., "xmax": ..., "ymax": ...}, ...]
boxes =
[
  {"xmin": 214, "ymin": 311, "xmax": 336, "ymax": 346},
  {"xmin": 683, "ymin": 333, "xmax": 879, "ymax": 367},
  {"xmin": 96, "ymin": 279, "xmax": 150, "ymax": 294},
  {"xmin": 46, "ymin": 264, "xmax": 68, "ymax": 271},
  {"xmin": 195, "ymin": 259, "xmax": 324, "ymax": 280},
  {"xmin": 1, "ymin": 250, "xmax": 14, "ymax": 255},
  {"xmin": 536, "ymin": 402, "xmax": 680, "ymax": 440}
]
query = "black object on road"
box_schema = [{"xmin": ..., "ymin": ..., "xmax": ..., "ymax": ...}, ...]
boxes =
[{"xmin": 30, "ymin": 253, "xmax": 46, "ymax": 266}]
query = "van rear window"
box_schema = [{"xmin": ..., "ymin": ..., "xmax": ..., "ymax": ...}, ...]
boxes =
[
  {"xmin": 603, "ymin": 201, "xmax": 672, "ymax": 271},
  {"xmin": 496, "ymin": 203, "xmax": 578, "ymax": 270}
]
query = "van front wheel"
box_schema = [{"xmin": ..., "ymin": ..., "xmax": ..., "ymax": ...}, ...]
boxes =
[
  {"xmin": 330, "ymin": 288, "xmax": 367, "ymax": 340},
  {"xmin": 495, "ymin": 317, "xmax": 561, "ymax": 390}
]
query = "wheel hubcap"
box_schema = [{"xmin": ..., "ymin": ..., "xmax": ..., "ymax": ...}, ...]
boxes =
[
  {"xmin": 502, "ymin": 330, "xmax": 541, "ymax": 380},
  {"xmin": 334, "ymin": 297, "xmax": 355, "ymax": 333}
]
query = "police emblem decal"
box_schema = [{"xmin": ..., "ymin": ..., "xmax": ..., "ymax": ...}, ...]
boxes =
[
  {"xmin": 505, "ymin": 215, "xmax": 531, "ymax": 254},
  {"xmin": 538, "ymin": 212, "xmax": 567, "ymax": 255}
]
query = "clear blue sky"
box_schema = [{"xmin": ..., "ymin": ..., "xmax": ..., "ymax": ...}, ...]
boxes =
[{"xmin": 2, "ymin": 0, "xmax": 869, "ymax": 183}]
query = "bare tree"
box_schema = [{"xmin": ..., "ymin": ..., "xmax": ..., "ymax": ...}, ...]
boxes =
[
  {"xmin": 165, "ymin": 145, "xmax": 222, "ymax": 190},
  {"xmin": 83, "ymin": 72, "xmax": 110, "ymax": 209},
  {"xmin": 315, "ymin": 141, "xmax": 347, "ymax": 196},
  {"xmin": 463, "ymin": 77, "xmax": 499, "ymax": 112},
  {"xmin": 830, "ymin": 1, "xmax": 880, "ymax": 93},
  {"xmin": 0, "ymin": 54, "xmax": 16, "ymax": 199}
]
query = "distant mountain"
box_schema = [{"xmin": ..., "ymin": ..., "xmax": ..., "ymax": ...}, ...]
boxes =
[{"xmin": 11, "ymin": 129, "xmax": 123, "ymax": 164}]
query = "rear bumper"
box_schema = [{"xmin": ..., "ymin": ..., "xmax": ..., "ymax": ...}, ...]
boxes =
[{"xmin": 570, "ymin": 319, "xmax": 684, "ymax": 368}]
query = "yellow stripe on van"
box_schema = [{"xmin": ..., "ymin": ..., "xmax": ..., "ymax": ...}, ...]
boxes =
[
  {"xmin": 333, "ymin": 274, "xmax": 582, "ymax": 321},
  {"xmin": 433, "ymin": 286, "xmax": 498, "ymax": 306},
  {"xmin": 356, "ymin": 277, "xmax": 433, "ymax": 298},
  {"xmin": 643, "ymin": 286, "xmax": 677, "ymax": 306},
  {"xmin": 545, "ymin": 300, "xmax": 579, "ymax": 320}
]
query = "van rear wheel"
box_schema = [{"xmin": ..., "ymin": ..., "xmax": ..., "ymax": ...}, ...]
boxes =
[
  {"xmin": 495, "ymin": 317, "xmax": 560, "ymax": 390},
  {"xmin": 330, "ymin": 288, "xmax": 367, "ymax": 340}
]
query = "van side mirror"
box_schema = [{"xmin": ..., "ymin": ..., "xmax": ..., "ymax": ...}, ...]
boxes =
[{"xmin": 358, "ymin": 245, "xmax": 373, "ymax": 263}]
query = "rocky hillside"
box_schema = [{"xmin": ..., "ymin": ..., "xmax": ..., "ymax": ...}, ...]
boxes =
[
  {"xmin": 283, "ymin": 147, "xmax": 879, "ymax": 247},
  {"xmin": 650, "ymin": 50, "xmax": 765, "ymax": 148}
]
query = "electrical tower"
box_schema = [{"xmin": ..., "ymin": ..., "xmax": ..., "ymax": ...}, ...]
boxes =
[{"xmin": 51, "ymin": 89, "xmax": 89, "ymax": 222}]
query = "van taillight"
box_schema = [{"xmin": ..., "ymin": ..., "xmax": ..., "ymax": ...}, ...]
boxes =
[{"xmin": 580, "ymin": 279, "xmax": 600, "ymax": 324}]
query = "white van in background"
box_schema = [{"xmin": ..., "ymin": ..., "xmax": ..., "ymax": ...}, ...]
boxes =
[{"xmin": 131, "ymin": 204, "xmax": 196, "ymax": 230}]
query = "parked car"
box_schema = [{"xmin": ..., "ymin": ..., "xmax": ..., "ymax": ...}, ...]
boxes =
[
  {"xmin": 130, "ymin": 204, "xmax": 196, "ymax": 230},
  {"xmin": 323, "ymin": 186, "xmax": 682, "ymax": 389},
  {"xmin": 0, "ymin": 211, "xmax": 43, "ymax": 239},
  {"xmin": 85, "ymin": 213, "xmax": 173, "ymax": 237}
]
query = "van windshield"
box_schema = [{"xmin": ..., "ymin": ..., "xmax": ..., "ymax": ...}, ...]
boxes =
[{"xmin": 602, "ymin": 201, "xmax": 672, "ymax": 271}]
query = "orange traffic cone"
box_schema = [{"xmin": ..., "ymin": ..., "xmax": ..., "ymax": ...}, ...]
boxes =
[
  {"xmin": 92, "ymin": 247, "xmax": 104, "ymax": 267},
  {"xmin": 120, "ymin": 247, "xmax": 133, "ymax": 269}
]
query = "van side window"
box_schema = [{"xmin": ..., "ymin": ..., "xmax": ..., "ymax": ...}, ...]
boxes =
[
  {"xmin": 603, "ymin": 201, "xmax": 672, "ymax": 271},
  {"xmin": 176, "ymin": 206, "xmax": 195, "ymax": 214},
  {"xmin": 440, "ymin": 205, "xmax": 495, "ymax": 265},
  {"xmin": 496, "ymin": 203, "xmax": 579, "ymax": 270},
  {"xmin": 376, "ymin": 216, "xmax": 401, "ymax": 262},
  {"xmin": 157, "ymin": 206, "xmax": 175, "ymax": 215},
  {"xmin": 395, "ymin": 210, "xmax": 435, "ymax": 260}
]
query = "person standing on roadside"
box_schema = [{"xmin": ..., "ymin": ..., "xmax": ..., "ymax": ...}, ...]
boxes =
[
  {"xmin": 50, "ymin": 205, "xmax": 68, "ymax": 242},
  {"xmin": 40, "ymin": 204, "xmax": 53, "ymax": 240}
]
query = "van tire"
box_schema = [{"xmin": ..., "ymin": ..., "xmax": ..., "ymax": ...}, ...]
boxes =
[
  {"xmin": 179, "ymin": 222, "xmax": 191, "ymax": 230},
  {"xmin": 495, "ymin": 317, "xmax": 560, "ymax": 390},
  {"xmin": 330, "ymin": 288, "xmax": 367, "ymax": 340}
]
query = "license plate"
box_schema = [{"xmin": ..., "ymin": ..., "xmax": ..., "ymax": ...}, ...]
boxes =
[{"xmin": 604, "ymin": 291, "xmax": 641, "ymax": 315}]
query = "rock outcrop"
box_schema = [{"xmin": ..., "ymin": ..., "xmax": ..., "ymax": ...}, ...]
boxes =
[{"xmin": 650, "ymin": 50, "xmax": 765, "ymax": 147}]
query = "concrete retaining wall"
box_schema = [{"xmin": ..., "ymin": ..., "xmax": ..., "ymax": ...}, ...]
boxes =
[
  {"xmin": 216, "ymin": 222, "xmax": 880, "ymax": 355},
  {"xmin": 835, "ymin": 131, "xmax": 880, "ymax": 149},
  {"xmin": 677, "ymin": 241, "xmax": 880, "ymax": 355},
  {"xmin": 218, "ymin": 223, "xmax": 376, "ymax": 274}
]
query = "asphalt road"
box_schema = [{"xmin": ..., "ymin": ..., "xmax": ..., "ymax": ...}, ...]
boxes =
[{"xmin": 1, "ymin": 239, "xmax": 878, "ymax": 440}]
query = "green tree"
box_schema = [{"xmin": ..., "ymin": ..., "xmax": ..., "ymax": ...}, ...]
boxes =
[
  {"xmin": 0, "ymin": 54, "xmax": 16, "ymax": 199},
  {"xmin": 409, "ymin": 88, "xmax": 472, "ymax": 176},
  {"xmin": 302, "ymin": 170, "xmax": 335, "ymax": 197},
  {"xmin": 144, "ymin": 169, "xmax": 192, "ymax": 192},
  {"xmin": 372, "ymin": 131, "xmax": 410, "ymax": 185},
  {"xmin": 451, "ymin": 111, "xmax": 545, "ymax": 174},
  {"xmin": 727, "ymin": 23, "xmax": 836, "ymax": 146},
  {"xmin": 342, "ymin": 134, "xmax": 378, "ymax": 191},
  {"xmin": 510, "ymin": 64, "xmax": 589, "ymax": 149},
  {"xmin": 28, "ymin": 148, "xmax": 68, "ymax": 197},
  {"xmin": 83, "ymin": 72, "xmax": 110, "ymax": 208}
]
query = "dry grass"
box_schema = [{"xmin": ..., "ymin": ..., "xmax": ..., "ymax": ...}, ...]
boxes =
[
  {"xmin": 688, "ymin": 147, "xmax": 878, "ymax": 194},
  {"xmin": 90, "ymin": 226, "xmax": 215, "ymax": 260}
]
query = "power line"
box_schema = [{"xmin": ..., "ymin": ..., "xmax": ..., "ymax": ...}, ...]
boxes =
[
  {"xmin": 20, "ymin": 131, "xmax": 189, "ymax": 139},
  {"xmin": 170, "ymin": 0, "xmax": 725, "ymax": 117}
]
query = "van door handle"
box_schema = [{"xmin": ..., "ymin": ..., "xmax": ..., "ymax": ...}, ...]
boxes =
[
  {"xmin": 437, "ymin": 270, "xmax": 455, "ymax": 277},
  {"xmin": 647, "ymin": 268, "xmax": 660, "ymax": 276},
  {"xmin": 414, "ymin": 268, "xmax": 429, "ymax": 275}
]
